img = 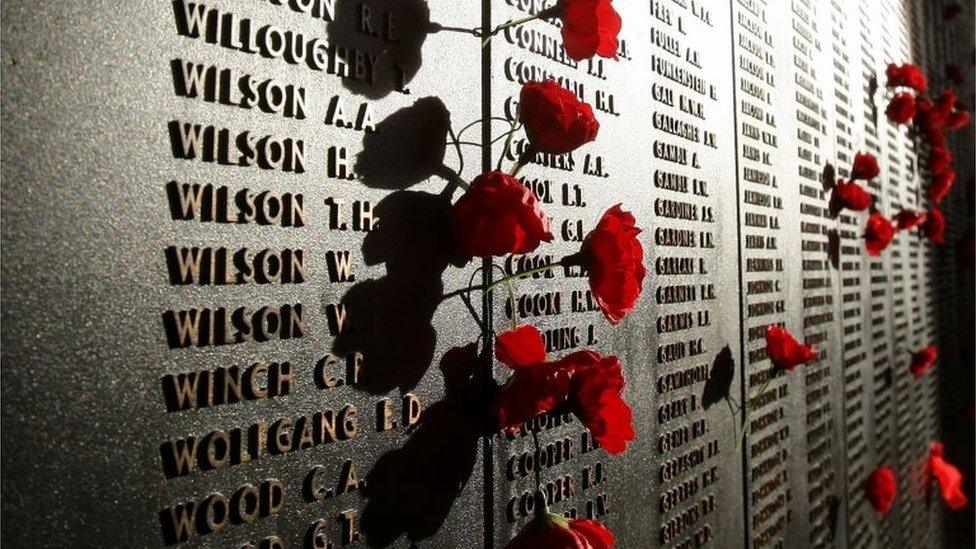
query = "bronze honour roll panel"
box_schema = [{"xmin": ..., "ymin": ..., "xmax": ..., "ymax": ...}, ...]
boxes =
[
  {"xmin": 485, "ymin": 0, "xmax": 744, "ymax": 547},
  {"xmin": 1, "ymin": 0, "xmax": 974, "ymax": 548},
  {"xmin": 2, "ymin": 1, "xmax": 488, "ymax": 546}
]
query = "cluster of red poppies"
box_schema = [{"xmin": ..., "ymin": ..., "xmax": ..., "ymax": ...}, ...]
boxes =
[
  {"xmin": 764, "ymin": 324, "xmax": 965, "ymax": 514},
  {"xmin": 865, "ymin": 443, "xmax": 969, "ymax": 516},
  {"xmin": 875, "ymin": 62, "xmax": 973, "ymax": 252},
  {"xmin": 862, "ymin": 345, "xmax": 969, "ymax": 515},
  {"xmin": 829, "ymin": 152, "xmax": 895, "ymax": 254},
  {"xmin": 766, "ymin": 330, "xmax": 942, "ymax": 380},
  {"xmin": 840, "ymin": 60, "xmax": 973, "ymax": 515},
  {"xmin": 450, "ymin": 2, "xmax": 970, "ymax": 543},
  {"xmin": 763, "ymin": 296, "xmax": 958, "ymax": 514},
  {"xmin": 448, "ymin": 1, "xmax": 626, "ymax": 546},
  {"xmin": 491, "ymin": 324, "xmax": 635, "ymax": 455},
  {"xmin": 832, "ymin": 152, "xmax": 948, "ymax": 257}
]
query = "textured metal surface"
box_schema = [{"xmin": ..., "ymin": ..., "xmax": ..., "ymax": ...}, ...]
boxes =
[
  {"xmin": 488, "ymin": 1, "xmax": 744, "ymax": 546},
  {"xmin": 1, "ymin": 0, "xmax": 973, "ymax": 548},
  {"xmin": 1, "ymin": 0, "xmax": 487, "ymax": 547}
]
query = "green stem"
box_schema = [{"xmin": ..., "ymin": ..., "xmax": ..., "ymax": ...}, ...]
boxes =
[
  {"xmin": 505, "ymin": 277, "xmax": 519, "ymax": 331},
  {"xmin": 531, "ymin": 429, "xmax": 543, "ymax": 494},
  {"xmin": 435, "ymin": 165, "xmax": 469, "ymax": 190},
  {"xmin": 456, "ymin": 116, "xmax": 513, "ymax": 141},
  {"xmin": 482, "ymin": 13, "xmax": 544, "ymax": 48},
  {"xmin": 735, "ymin": 371, "xmax": 775, "ymax": 452},
  {"xmin": 448, "ymin": 127, "xmax": 465, "ymax": 176},
  {"xmin": 510, "ymin": 160, "xmax": 527, "ymax": 177},
  {"xmin": 486, "ymin": 262, "xmax": 562, "ymax": 294},
  {"xmin": 441, "ymin": 262, "xmax": 563, "ymax": 303},
  {"xmin": 497, "ymin": 119, "xmax": 520, "ymax": 171}
]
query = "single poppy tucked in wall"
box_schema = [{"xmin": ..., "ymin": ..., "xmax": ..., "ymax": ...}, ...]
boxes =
[
  {"xmin": 519, "ymin": 80, "xmax": 600, "ymax": 155},
  {"xmin": 866, "ymin": 466, "xmax": 897, "ymax": 516},
  {"xmin": 928, "ymin": 145, "xmax": 953, "ymax": 175},
  {"xmin": 765, "ymin": 325, "xmax": 816, "ymax": 372},
  {"xmin": 946, "ymin": 109, "xmax": 972, "ymax": 131},
  {"xmin": 928, "ymin": 170, "xmax": 956, "ymax": 204},
  {"xmin": 864, "ymin": 212, "xmax": 896, "ymax": 255},
  {"xmin": 895, "ymin": 209, "xmax": 927, "ymax": 231},
  {"xmin": 574, "ymin": 205, "xmax": 646, "ymax": 325},
  {"xmin": 451, "ymin": 171, "xmax": 553, "ymax": 257},
  {"xmin": 885, "ymin": 92, "xmax": 916, "ymax": 124},
  {"xmin": 928, "ymin": 443, "xmax": 969, "ymax": 511},
  {"xmin": 933, "ymin": 89, "xmax": 958, "ymax": 120},
  {"xmin": 850, "ymin": 152, "xmax": 880, "ymax": 181},
  {"xmin": 915, "ymin": 97, "xmax": 947, "ymax": 142},
  {"xmin": 506, "ymin": 506, "xmax": 615, "ymax": 549},
  {"xmin": 886, "ymin": 63, "xmax": 928, "ymax": 93},
  {"xmin": 833, "ymin": 180, "xmax": 873, "ymax": 211},
  {"xmin": 923, "ymin": 208, "xmax": 946, "ymax": 245},
  {"xmin": 554, "ymin": 0, "xmax": 622, "ymax": 61},
  {"xmin": 909, "ymin": 346, "xmax": 938, "ymax": 378},
  {"xmin": 563, "ymin": 350, "xmax": 635, "ymax": 454}
]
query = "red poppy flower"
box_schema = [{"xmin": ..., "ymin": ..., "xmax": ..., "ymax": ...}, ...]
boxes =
[
  {"xmin": 850, "ymin": 152, "xmax": 880, "ymax": 181},
  {"xmin": 895, "ymin": 209, "xmax": 927, "ymax": 231},
  {"xmin": 866, "ymin": 466, "xmax": 897, "ymax": 516},
  {"xmin": 927, "ymin": 89, "xmax": 961, "ymax": 136},
  {"xmin": 946, "ymin": 109, "xmax": 972, "ymax": 131},
  {"xmin": 909, "ymin": 345, "xmax": 938, "ymax": 377},
  {"xmin": 506, "ymin": 513, "xmax": 615, "ymax": 549},
  {"xmin": 924, "ymin": 126, "xmax": 947, "ymax": 147},
  {"xmin": 492, "ymin": 365, "xmax": 570, "ymax": 432},
  {"xmin": 947, "ymin": 63, "xmax": 965, "ymax": 85},
  {"xmin": 915, "ymin": 97, "xmax": 948, "ymax": 140},
  {"xmin": 765, "ymin": 325, "xmax": 816, "ymax": 371},
  {"xmin": 886, "ymin": 63, "xmax": 928, "ymax": 93},
  {"xmin": 923, "ymin": 208, "xmax": 946, "ymax": 244},
  {"xmin": 491, "ymin": 327, "xmax": 572, "ymax": 432},
  {"xmin": 496, "ymin": 324, "xmax": 548, "ymax": 369},
  {"xmin": 934, "ymin": 89, "xmax": 958, "ymax": 118},
  {"xmin": 579, "ymin": 205, "xmax": 646, "ymax": 325},
  {"xmin": 928, "ymin": 443, "xmax": 969, "ymax": 511},
  {"xmin": 929, "ymin": 145, "xmax": 953, "ymax": 175},
  {"xmin": 564, "ymin": 350, "xmax": 634, "ymax": 454},
  {"xmin": 556, "ymin": 0, "xmax": 622, "ymax": 61},
  {"xmin": 864, "ymin": 212, "xmax": 896, "ymax": 255},
  {"xmin": 452, "ymin": 171, "xmax": 553, "ymax": 257},
  {"xmin": 929, "ymin": 169, "xmax": 956, "ymax": 204},
  {"xmin": 491, "ymin": 326, "xmax": 634, "ymax": 457},
  {"xmin": 833, "ymin": 179, "xmax": 873, "ymax": 211},
  {"xmin": 519, "ymin": 80, "xmax": 600, "ymax": 155},
  {"xmin": 492, "ymin": 326, "xmax": 569, "ymax": 431},
  {"xmin": 568, "ymin": 519, "xmax": 614, "ymax": 548},
  {"xmin": 885, "ymin": 92, "xmax": 917, "ymax": 124}
]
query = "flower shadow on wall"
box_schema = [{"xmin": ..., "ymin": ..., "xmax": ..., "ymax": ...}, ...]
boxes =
[
  {"xmin": 821, "ymin": 162, "xmax": 836, "ymax": 195},
  {"xmin": 330, "ymin": 97, "xmax": 468, "ymax": 395},
  {"xmin": 355, "ymin": 97, "xmax": 458, "ymax": 190},
  {"xmin": 360, "ymin": 343, "xmax": 485, "ymax": 547},
  {"xmin": 329, "ymin": 189, "xmax": 466, "ymax": 395},
  {"xmin": 329, "ymin": 98, "xmax": 484, "ymax": 547},
  {"xmin": 700, "ymin": 345, "xmax": 735, "ymax": 411},
  {"xmin": 325, "ymin": 0, "xmax": 431, "ymax": 99}
]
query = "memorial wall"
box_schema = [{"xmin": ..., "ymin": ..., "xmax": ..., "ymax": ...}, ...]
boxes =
[{"xmin": 1, "ymin": 0, "xmax": 973, "ymax": 547}]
